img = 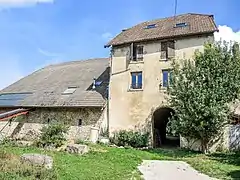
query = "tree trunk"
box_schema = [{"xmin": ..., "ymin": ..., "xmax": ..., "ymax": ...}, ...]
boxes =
[{"xmin": 201, "ymin": 139, "xmax": 208, "ymax": 154}]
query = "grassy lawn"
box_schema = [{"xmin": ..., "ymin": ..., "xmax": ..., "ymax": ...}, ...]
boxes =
[{"xmin": 1, "ymin": 144, "xmax": 240, "ymax": 180}]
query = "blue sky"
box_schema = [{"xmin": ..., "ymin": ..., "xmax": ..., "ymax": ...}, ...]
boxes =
[{"xmin": 0, "ymin": 0, "xmax": 239, "ymax": 89}]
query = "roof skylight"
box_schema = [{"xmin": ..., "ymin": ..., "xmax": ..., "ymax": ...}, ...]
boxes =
[
  {"xmin": 175, "ymin": 22, "xmax": 188, "ymax": 28},
  {"xmin": 62, "ymin": 87, "xmax": 76, "ymax": 95},
  {"xmin": 145, "ymin": 24, "xmax": 157, "ymax": 29}
]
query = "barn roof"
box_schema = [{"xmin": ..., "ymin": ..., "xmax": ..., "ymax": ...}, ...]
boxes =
[{"xmin": 0, "ymin": 58, "xmax": 109, "ymax": 108}]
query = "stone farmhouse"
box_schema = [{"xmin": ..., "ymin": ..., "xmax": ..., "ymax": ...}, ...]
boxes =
[
  {"xmin": 0, "ymin": 58, "xmax": 110, "ymax": 141},
  {"xmin": 0, "ymin": 13, "xmax": 239, "ymax": 151}
]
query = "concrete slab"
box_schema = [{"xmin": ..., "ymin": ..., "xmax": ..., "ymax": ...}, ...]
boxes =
[{"xmin": 138, "ymin": 160, "xmax": 217, "ymax": 180}]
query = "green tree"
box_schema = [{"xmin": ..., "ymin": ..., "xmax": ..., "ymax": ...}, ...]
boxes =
[{"xmin": 168, "ymin": 42, "xmax": 240, "ymax": 153}]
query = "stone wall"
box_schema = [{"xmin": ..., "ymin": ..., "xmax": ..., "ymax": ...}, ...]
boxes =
[
  {"xmin": 0, "ymin": 107, "xmax": 102, "ymax": 141},
  {"xmin": 180, "ymin": 124, "xmax": 240, "ymax": 152}
]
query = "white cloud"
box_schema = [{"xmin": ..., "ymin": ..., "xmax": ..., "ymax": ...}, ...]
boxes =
[
  {"xmin": 101, "ymin": 32, "xmax": 113, "ymax": 41},
  {"xmin": 214, "ymin": 25, "xmax": 240, "ymax": 43},
  {"xmin": 0, "ymin": 0, "xmax": 54, "ymax": 8}
]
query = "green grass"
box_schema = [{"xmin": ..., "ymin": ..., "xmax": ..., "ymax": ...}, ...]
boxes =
[{"xmin": 1, "ymin": 145, "xmax": 240, "ymax": 180}]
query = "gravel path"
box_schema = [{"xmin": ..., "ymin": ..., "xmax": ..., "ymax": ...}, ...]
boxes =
[{"xmin": 138, "ymin": 160, "xmax": 217, "ymax": 180}]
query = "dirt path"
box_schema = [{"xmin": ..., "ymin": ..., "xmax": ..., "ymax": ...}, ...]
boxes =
[{"xmin": 138, "ymin": 160, "xmax": 217, "ymax": 180}]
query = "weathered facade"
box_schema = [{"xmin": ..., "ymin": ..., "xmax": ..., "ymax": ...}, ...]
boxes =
[
  {"xmin": 109, "ymin": 35, "xmax": 214, "ymax": 133},
  {"xmin": 106, "ymin": 13, "xmax": 221, "ymax": 148}
]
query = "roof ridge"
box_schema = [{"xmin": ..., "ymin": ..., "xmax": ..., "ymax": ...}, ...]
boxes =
[
  {"xmin": 139, "ymin": 13, "xmax": 213, "ymax": 24},
  {"xmin": 45, "ymin": 57, "xmax": 109, "ymax": 68},
  {"xmin": 187, "ymin": 13, "xmax": 214, "ymax": 17}
]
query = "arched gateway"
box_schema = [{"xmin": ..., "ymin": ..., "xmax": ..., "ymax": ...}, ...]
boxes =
[{"xmin": 152, "ymin": 107, "xmax": 180, "ymax": 148}]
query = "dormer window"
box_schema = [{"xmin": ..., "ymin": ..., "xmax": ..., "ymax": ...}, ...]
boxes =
[
  {"xmin": 145, "ymin": 24, "xmax": 157, "ymax": 29},
  {"xmin": 175, "ymin": 22, "xmax": 188, "ymax": 28},
  {"xmin": 62, "ymin": 87, "xmax": 77, "ymax": 95}
]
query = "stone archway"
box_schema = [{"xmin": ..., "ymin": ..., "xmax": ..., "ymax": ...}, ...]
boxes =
[{"xmin": 152, "ymin": 107, "xmax": 179, "ymax": 148}]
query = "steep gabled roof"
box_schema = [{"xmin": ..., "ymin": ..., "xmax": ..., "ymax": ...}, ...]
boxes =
[
  {"xmin": 0, "ymin": 58, "xmax": 109, "ymax": 108},
  {"xmin": 106, "ymin": 13, "xmax": 218, "ymax": 46}
]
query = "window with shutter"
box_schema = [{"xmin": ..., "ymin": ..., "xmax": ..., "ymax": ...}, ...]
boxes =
[
  {"xmin": 168, "ymin": 41, "xmax": 175, "ymax": 58},
  {"xmin": 161, "ymin": 41, "xmax": 175, "ymax": 60},
  {"xmin": 137, "ymin": 45, "xmax": 144, "ymax": 60},
  {"xmin": 129, "ymin": 43, "xmax": 144, "ymax": 61},
  {"xmin": 162, "ymin": 70, "xmax": 169, "ymax": 87},
  {"xmin": 162, "ymin": 70, "xmax": 173, "ymax": 87},
  {"xmin": 131, "ymin": 72, "xmax": 143, "ymax": 89},
  {"xmin": 161, "ymin": 42, "xmax": 167, "ymax": 59}
]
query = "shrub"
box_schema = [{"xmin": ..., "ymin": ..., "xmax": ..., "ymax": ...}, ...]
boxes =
[
  {"xmin": 110, "ymin": 130, "xmax": 149, "ymax": 148},
  {"xmin": 36, "ymin": 123, "xmax": 69, "ymax": 148},
  {"xmin": 0, "ymin": 137, "xmax": 17, "ymax": 147}
]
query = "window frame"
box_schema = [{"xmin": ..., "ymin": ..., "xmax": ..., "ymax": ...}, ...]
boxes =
[
  {"xmin": 130, "ymin": 71, "xmax": 143, "ymax": 90},
  {"xmin": 160, "ymin": 41, "xmax": 175, "ymax": 60},
  {"xmin": 161, "ymin": 69, "xmax": 173, "ymax": 88},
  {"xmin": 130, "ymin": 43, "xmax": 144, "ymax": 62},
  {"xmin": 136, "ymin": 45, "xmax": 144, "ymax": 60}
]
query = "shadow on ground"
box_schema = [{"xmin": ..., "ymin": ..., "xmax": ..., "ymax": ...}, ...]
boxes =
[
  {"xmin": 228, "ymin": 170, "xmax": 240, "ymax": 180},
  {"xmin": 144, "ymin": 148, "xmax": 199, "ymax": 158},
  {"xmin": 208, "ymin": 152, "xmax": 240, "ymax": 166}
]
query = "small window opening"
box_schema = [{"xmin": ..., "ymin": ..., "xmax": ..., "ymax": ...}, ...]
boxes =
[
  {"xmin": 47, "ymin": 118, "xmax": 50, "ymax": 124},
  {"xmin": 161, "ymin": 41, "xmax": 175, "ymax": 60},
  {"xmin": 145, "ymin": 24, "xmax": 156, "ymax": 29},
  {"xmin": 162, "ymin": 70, "xmax": 173, "ymax": 88},
  {"xmin": 137, "ymin": 46, "xmax": 144, "ymax": 59},
  {"xmin": 130, "ymin": 43, "xmax": 144, "ymax": 61},
  {"xmin": 78, "ymin": 119, "xmax": 82, "ymax": 126},
  {"xmin": 175, "ymin": 22, "xmax": 188, "ymax": 28},
  {"xmin": 131, "ymin": 72, "xmax": 143, "ymax": 89}
]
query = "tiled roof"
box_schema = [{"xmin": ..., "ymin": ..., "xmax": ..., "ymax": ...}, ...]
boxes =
[
  {"xmin": 106, "ymin": 13, "xmax": 218, "ymax": 46},
  {"xmin": 0, "ymin": 58, "xmax": 109, "ymax": 107}
]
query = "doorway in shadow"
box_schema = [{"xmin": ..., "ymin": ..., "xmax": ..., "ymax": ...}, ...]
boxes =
[{"xmin": 152, "ymin": 107, "xmax": 179, "ymax": 148}]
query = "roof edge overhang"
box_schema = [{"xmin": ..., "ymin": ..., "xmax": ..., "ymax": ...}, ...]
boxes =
[
  {"xmin": 108, "ymin": 30, "xmax": 217, "ymax": 47},
  {"xmin": 0, "ymin": 105, "xmax": 104, "ymax": 109}
]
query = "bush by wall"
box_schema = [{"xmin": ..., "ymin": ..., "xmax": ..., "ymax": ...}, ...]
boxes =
[
  {"xmin": 110, "ymin": 130, "xmax": 149, "ymax": 148},
  {"xmin": 36, "ymin": 123, "xmax": 69, "ymax": 148}
]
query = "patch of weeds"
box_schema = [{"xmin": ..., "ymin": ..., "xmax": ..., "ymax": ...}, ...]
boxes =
[
  {"xmin": 75, "ymin": 139, "xmax": 91, "ymax": 145},
  {"xmin": 0, "ymin": 150, "xmax": 57, "ymax": 179},
  {"xmin": 0, "ymin": 137, "xmax": 17, "ymax": 147}
]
